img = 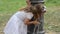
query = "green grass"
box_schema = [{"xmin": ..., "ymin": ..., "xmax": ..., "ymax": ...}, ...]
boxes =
[
  {"xmin": 0, "ymin": 0, "xmax": 60, "ymax": 34},
  {"xmin": 44, "ymin": 6, "xmax": 60, "ymax": 32}
]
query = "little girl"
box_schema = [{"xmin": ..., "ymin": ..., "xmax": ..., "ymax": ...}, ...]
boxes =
[{"xmin": 3, "ymin": 5, "xmax": 39, "ymax": 34}]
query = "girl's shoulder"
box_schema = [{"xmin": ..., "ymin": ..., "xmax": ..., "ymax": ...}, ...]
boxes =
[
  {"xmin": 13, "ymin": 11, "xmax": 26, "ymax": 16},
  {"xmin": 26, "ymin": 12, "xmax": 33, "ymax": 19}
]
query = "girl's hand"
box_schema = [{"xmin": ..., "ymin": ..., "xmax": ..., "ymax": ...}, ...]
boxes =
[
  {"xmin": 24, "ymin": 18, "xmax": 30, "ymax": 25},
  {"xmin": 33, "ymin": 20, "xmax": 40, "ymax": 25}
]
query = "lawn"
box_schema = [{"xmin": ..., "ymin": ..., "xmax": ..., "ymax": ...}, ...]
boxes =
[{"xmin": 0, "ymin": 0, "xmax": 60, "ymax": 34}]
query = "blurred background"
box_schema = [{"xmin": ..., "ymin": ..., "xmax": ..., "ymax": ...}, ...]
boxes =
[{"xmin": 0, "ymin": 0, "xmax": 60, "ymax": 34}]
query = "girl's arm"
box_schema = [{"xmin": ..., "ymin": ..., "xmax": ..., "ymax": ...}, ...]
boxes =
[{"xmin": 24, "ymin": 18, "xmax": 40, "ymax": 25}]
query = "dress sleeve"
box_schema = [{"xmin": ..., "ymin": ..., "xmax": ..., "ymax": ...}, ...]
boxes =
[{"xmin": 26, "ymin": 13, "xmax": 33, "ymax": 20}]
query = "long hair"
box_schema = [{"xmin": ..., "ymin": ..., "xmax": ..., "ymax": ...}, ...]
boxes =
[{"xmin": 20, "ymin": 4, "xmax": 44, "ymax": 20}]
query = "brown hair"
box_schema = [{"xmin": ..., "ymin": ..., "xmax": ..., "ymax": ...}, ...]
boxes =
[{"xmin": 19, "ymin": 4, "xmax": 44, "ymax": 20}]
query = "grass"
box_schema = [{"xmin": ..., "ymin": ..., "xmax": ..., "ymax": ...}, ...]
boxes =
[
  {"xmin": 0, "ymin": 0, "xmax": 60, "ymax": 34},
  {"xmin": 44, "ymin": 6, "xmax": 60, "ymax": 33}
]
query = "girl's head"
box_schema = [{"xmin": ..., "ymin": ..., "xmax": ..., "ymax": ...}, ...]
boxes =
[{"xmin": 24, "ymin": 4, "xmax": 44, "ymax": 19}]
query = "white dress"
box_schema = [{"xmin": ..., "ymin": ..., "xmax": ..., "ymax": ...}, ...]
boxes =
[{"xmin": 3, "ymin": 11, "xmax": 33, "ymax": 34}]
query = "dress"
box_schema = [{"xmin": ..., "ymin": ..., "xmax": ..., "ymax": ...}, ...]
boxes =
[{"xmin": 3, "ymin": 11, "xmax": 33, "ymax": 34}]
